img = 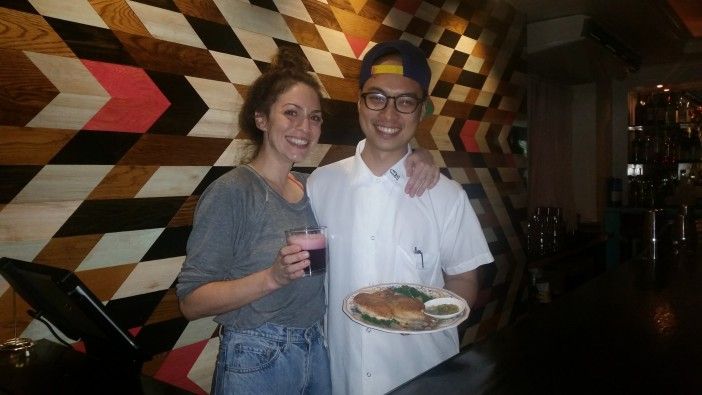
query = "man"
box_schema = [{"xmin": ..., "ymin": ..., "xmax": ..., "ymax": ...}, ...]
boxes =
[{"xmin": 307, "ymin": 40, "xmax": 494, "ymax": 394}]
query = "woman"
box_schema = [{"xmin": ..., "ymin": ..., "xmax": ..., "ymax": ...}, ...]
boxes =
[{"xmin": 176, "ymin": 47, "xmax": 437, "ymax": 394}]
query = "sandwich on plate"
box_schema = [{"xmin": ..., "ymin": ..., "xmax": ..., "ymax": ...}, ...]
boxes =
[{"xmin": 353, "ymin": 288, "xmax": 435, "ymax": 330}]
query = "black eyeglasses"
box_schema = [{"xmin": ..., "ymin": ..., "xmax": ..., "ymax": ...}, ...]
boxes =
[{"xmin": 360, "ymin": 92, "xmax": 424, "ymax": 114}]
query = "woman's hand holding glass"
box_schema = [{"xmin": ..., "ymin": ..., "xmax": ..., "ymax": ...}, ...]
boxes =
[{"xmin": 270, "ymin": 244, "xmax": 310, "ymax": 286}]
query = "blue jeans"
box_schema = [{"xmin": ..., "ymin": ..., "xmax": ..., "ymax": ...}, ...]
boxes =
[{"xmin": 212, "ymin": 322, "xmax": 331, "ymax": 395}]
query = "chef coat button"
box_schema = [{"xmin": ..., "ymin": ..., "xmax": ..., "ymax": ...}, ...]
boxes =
[
  {"xmin": 366, "ymin": 328, "xmax": 372, "ymax": 333},
  {"xmin": 370, "ymin": 235, "xmax": 375, "ymax": 240},
  {"xmin": 366, "ymin": 372, "xmax": 372, "ymax": 377}
]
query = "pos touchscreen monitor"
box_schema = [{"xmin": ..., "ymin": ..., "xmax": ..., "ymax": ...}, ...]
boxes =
[{"xmin": 0, "ymin": 257, "xmax": 150, "ymax": 371}]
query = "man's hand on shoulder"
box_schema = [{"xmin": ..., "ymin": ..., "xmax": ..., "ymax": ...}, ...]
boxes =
[{"xmin": 404, "ymin": 148, "xmax": 439, "ymax": 197}]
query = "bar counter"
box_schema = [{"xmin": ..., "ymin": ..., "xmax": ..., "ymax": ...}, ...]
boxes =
[
  {"xmin": 0, "ymin": 339, "xmax": 191, "ymax": 394},
  {"xmin": 390, "ymin": 240, "xmax": 701, "ymax": 394}
]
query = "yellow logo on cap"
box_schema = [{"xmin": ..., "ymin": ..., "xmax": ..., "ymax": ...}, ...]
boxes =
[{"xmin": 371, "ymin": 64, "xmax": 404, "ymax": 75}]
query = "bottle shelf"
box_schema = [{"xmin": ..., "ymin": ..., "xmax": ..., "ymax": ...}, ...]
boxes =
[
  {"xmin": 626, "ymin": 89, "xmax": 701, "ymax": 209},
  {"xmin": 627, "ymin": 161, "xmax": 702, "ymax": 166}
]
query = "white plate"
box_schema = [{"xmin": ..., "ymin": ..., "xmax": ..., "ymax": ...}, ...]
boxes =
[
  {"xmin": 424, "ymin": 297, "xmax": 466, "ymax": 319},
  {"xmin": 342, "ymin": 283, "xmax": 470, "ymax": 335}
]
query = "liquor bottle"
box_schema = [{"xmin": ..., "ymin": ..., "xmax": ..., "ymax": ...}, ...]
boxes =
[
  {"xmin": 628, "ymin": 177, "xmax": 638, "ymax": 207},
  {"xmin": 660, "ymin": 128, "xmax": 679, "ymax": 168},
  {"xmin": 629, "ymin": 126, "xmax": 642, "ymax": 163},
  {"xmin": 654, "ymin": 93, "xmax": 667, "ymax": 127},
  {"xmin": 690, "ymin": 127, "xmax": 701, "ymax": 161},
  {"xmin": 664, "ymin": 92, "xmax": 676, "ymax": 126},
  {"xmin": 634, "ymin": 95, "xmax": 646, "ymax": 126},
  {"xmin": 679, "ymin": 127, "xmax": 691, "ymax": 162},
  {"xmin": 678, "ymin": 94, "xmax": 690, "ymax": 124},
  {"xmin": 644, "ymin": 93, "xmax": 657, "ymax": 126},
  {"xmin": 643, "ymin": 129, "xmax": 656, "ymax": 164}
]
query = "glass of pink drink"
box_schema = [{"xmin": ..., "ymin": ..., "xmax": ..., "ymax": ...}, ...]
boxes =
[{"xmin": 285, "ymin": 226, "xmax": 327, "ymax": 276}]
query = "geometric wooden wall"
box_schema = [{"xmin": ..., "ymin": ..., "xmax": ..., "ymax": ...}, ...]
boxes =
[{"xmin": 0, "ymin": 0, "xmax": 527, "ymax": 392}]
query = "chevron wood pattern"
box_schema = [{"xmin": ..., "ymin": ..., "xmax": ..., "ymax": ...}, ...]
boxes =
[{"xmin": 0, "ymin": 0, "xmax": 528, "ymax": 392}]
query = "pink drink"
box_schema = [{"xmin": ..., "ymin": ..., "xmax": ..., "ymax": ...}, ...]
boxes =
[{"xmin": 287, "ymin": 232, "xmax": 327, "ymax": 276}]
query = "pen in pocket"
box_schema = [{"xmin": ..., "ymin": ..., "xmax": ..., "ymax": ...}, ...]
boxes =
[{"xmin": 413, "ymin": 246, "xmax": 424, "ymax": 269}]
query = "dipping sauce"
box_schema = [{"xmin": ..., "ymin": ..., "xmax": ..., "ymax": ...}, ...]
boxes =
[{"xmin": 425, "ymin": 303, "xmax": 459, "ymax": 316}]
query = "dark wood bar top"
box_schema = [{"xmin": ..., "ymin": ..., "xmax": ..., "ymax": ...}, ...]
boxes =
[{"xmin": 390, "ymin": 242, "xmax": 702, "ymax": 394}]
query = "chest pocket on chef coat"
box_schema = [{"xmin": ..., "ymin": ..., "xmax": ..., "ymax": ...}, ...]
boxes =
[{"xmin": 395, "ymin": 245, "xmax": 438, "ymax": 284}]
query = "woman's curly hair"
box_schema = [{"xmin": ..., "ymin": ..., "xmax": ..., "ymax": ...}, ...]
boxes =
[{"xmin": 238, "ymin": 46, "xmax": 323, "ymax": 159}]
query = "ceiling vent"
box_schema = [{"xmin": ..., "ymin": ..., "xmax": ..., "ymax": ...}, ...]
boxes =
[{"xmin": 527, "ymin": 15, "xmax": 641, "ymax": 84}]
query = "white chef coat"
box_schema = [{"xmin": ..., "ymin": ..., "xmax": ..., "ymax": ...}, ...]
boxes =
[{"xmin": 307, "ymin": 140, "xmax": 494, "ymax": 395}]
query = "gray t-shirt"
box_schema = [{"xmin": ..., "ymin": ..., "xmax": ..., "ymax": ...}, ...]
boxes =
[{"xmin": 176, "ymin": 165, "xmax": 325, "ymax": 329}]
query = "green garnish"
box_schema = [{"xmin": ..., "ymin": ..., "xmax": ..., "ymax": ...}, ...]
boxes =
[
  {"xmin": 360, "ymin": 313, "xmax": 397, "ymax": 327},
  {"xmin": 393, "ymin": 285, "xmax": 432, "ymax": 303}
]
